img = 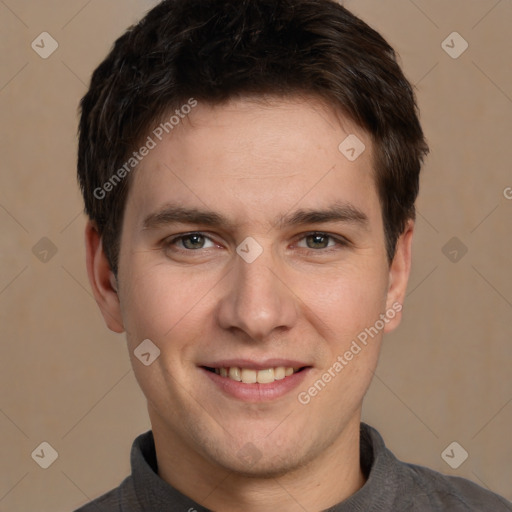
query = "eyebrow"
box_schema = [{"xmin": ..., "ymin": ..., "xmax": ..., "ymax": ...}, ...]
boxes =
[{"xmin": 142, "ymin": 202, "xmax": 369, "ymax": 231}]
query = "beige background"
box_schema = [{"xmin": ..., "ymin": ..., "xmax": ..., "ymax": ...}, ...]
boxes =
[{"xmin": 0, "ymin": 0, "xmax": 511, "ymax": 510}]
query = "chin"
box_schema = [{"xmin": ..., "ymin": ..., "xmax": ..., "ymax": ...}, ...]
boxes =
[
  {"xmin": 219, "ymin": 451, "xmax": 305, "ymax": 480},
  {"xmin": 202, "ymin": 433, "xmax": 319, "ymax": 480}
]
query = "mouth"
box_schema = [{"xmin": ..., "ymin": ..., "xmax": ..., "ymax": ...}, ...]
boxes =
[
  {"xmin": 199, "ymin": 361, "xmax": 312, "ymax": 402},
  {"xmin": 202, "ymin": 365, "xmax": 307, "ymax": 384}
]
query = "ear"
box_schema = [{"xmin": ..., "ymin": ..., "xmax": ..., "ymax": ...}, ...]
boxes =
[
  {"xmin": 383, "ymin": 219, "xmax": 414, "ymax": 333},
  {"xmin": 85, "ymin": 220, "xmax": 125, "ymax": 333}
]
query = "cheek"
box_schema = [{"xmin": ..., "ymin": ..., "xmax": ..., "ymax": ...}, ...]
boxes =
[
  {"xmin": 117, "ymin": 262, "xmax": 217, "ymax": 401},
  {"xmin": 294, "ymin": 262, "xmax": 389, "ymax": 338},
  {"xmin": 295, "ymin": 268, "xmax": 387, "ymax": 413},
  {"xmin": 118, "ymin": 261, "xmax": 216, "ymax": 348}
]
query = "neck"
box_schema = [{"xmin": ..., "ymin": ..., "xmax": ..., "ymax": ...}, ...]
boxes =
[{"xmin": 150, "ymin": 411, "xmax": 366, "ymax": 512}]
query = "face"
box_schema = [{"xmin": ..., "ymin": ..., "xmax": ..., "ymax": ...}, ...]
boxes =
[{"xmin": 87, "ymin": 96, "xmax": 412, "ymax": 477}]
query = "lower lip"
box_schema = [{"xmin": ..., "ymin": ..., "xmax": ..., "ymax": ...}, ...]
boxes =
[{"xmin": 200, "ymin": 367, "xmax": 311, "ymax": 402}]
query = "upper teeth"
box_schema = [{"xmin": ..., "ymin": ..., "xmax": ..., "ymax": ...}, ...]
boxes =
[{"xmin": 214, "ymin": 366, "xmax": 298, "ymax": 383}]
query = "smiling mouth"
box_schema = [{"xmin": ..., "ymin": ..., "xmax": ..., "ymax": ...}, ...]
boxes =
[{"xmin": 203, "ymin": 366, "xmax": 307, "ymax": 384}]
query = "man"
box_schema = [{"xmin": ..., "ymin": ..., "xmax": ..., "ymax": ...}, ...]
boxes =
[{"xmin": 75, "ymin": 0, "xmax": 512, "ymax": 510}]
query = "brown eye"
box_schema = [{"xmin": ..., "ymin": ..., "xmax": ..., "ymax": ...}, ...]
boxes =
[
  {"xmin": 297, "ymin": 232, "xmax": 341, "ymax": 250},
  {"xmin": 305, "ymin": 234, "xmax": 332, "ymax": 249},
  {"xmin": 167, "ymin": 233, "xmax": 216, "ymax": 251},
  {"xmin": 181, "ymin": 234, "xmax": 207, "ymax": 249}
]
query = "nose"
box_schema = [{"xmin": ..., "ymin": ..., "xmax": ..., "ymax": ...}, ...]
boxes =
[{"xmin": 216, "ymin": 245, "xmax": 299, "ymax": 342}]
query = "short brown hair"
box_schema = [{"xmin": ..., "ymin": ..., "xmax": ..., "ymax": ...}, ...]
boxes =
[{"xmin": 78, "ymin": 0, "xmax": 429, "ymax": 275}]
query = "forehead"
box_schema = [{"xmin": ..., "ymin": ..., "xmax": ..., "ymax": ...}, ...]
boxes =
[{"xmin": 124, "ymin": 96, "xmax": 381, "ymax": 230}]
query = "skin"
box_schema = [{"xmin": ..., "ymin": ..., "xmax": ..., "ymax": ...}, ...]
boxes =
[{"xmin": 86, "ymin": 96, "xmax": 414, "ymax": 512}]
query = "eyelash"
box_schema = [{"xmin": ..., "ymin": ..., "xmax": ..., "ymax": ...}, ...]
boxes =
[{"xmin": 163, "ymin": 231, "xmax": 350, "ymax": 255}]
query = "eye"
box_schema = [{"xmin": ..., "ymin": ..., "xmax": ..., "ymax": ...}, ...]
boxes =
[
  {"xmin": 167, "ymin": 232, "xmax": 217, "ymax": 250},
  {"xmin": 296, "ymin": 232, "xmax": 348, "ymax": 251}
]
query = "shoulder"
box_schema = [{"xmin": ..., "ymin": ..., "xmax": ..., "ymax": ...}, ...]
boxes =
[
  {"xmin": 401, "ymin": 461, "xmax": 512, "ymax": 511},
  {"xmin": 73, "ymin": 487, "xmax": 119, "ymax": 512},
  {"xmin": 73, "ymin": 430, "xmax": 154, "ymax": 512},
  {"xmin": 73, "ymin": 475, "xmax": 137, "ymax": 512},
  {"xmin": 360, "ymin": 423, "xmax": 512, "ymax": 512}
]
